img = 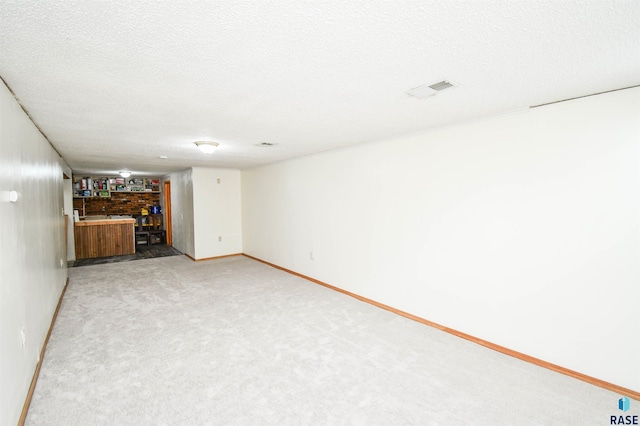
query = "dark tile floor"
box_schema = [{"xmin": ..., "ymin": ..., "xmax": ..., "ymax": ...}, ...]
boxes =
[{"xmin": 71, "ymin": 244, "xmax": 183, "ymax": 267}]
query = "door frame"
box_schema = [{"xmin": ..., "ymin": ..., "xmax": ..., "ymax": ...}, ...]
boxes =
[{"xmin": 163, "ymin": 180, "xmax": 172, "ymax": 246}]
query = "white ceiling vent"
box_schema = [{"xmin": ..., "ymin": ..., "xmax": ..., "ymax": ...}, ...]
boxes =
[
  {"xmin": 406, "ymin": 80, "xmax": 458, "ymax": 99},
  {"xmin": 429, "ymin": 80, "xmax": 455, "ymax": 91}
]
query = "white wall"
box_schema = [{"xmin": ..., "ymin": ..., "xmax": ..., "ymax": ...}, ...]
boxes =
[
  {"xmin": 168, "ymin": 167, "xmax": 242, "ymax": 260},
  {"xmin": 62, "ymin": 168, "xmax": 75, "ymax": 261},
  {"xmin": 242, "ymin": 87, "xmax": 640, "ymax": 392},
  {"xmin": 0, "ymin": 80, "xmax": 68, "ymax": 425},
  {"xmin": 192, "ymin": 167, "xmax": 242, "ymax": 259},
  {"xmin": 168, "ymin": 168, "xmax": 195, "ymax": 257}
]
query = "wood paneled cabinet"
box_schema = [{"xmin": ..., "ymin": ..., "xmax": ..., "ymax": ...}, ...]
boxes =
[{"xmin": 74, "ymin": 219, "xmax": 136, "ymax": 259}]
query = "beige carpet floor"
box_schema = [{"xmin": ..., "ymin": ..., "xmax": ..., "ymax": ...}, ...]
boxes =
[{"xmin": 26, "ymin": 255, "xmax": 631, "ymax": 425}]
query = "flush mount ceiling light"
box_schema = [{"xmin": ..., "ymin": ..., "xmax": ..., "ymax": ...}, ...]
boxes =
[
  {"xmin": 406, "ymin": 79, "xmax": 458, "ymax": 99},
  {"xmin": 119, "ymin": 171, "xmax": 131, "ymax": 178},
  {"xmin": 158, "ymin": 155, "xmax": 168, "ymax": 159},
  {"xmin": 195, "ymin": 141, "xmax": 219, "ymax": 154}
]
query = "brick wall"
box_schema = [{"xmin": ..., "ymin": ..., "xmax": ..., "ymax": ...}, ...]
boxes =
[{"xmin": 73, "ymin": 192, "xmax": 161, "ymax": 216}]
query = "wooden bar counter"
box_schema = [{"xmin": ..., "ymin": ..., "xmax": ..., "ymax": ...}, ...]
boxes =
[{"xmin": 74, "ymin": 218, "xmax": 136, "ymax": 259}]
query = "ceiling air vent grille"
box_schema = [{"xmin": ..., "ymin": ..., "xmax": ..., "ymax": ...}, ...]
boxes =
[
  {"xmin": 428, "ymin": 80, "xmax": 455, "ymax": 91},
  {"xmin": 406, "ymin": 79, "xmax": 458, "ymax": 99}
]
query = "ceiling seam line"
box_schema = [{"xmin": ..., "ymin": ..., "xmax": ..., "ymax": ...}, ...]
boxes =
[
  {"xmin": 530, "ymin": 85, "xmax": 640, "ymax": 109},
  {"xmin": 0, "ymin": 75, "xmax": 64, "ymax": 159}
]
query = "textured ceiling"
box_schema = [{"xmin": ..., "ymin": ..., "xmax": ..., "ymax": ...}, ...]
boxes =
[{"xmin": 1, "ymin": 1, "xmax": 639, "ymax": 175}]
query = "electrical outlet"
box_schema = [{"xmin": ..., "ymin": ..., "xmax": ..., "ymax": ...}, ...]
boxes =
[
  {"xmin": 218, "ymin": 236, "xmax": 222, "ymax": 242},
  {"xmin": 60, "ymin": 258, "xmax": 64, "ymax": 268},
  {"xmin": 310, "ymin": 251, "xmax": 314, "ymax": 261},
  {"xmin": 20, "ymin": 328, "xmax": 26, "ymax": 348},
  {"xmin": 217, "ymin": 178, "xmax": 221, "ymax": 184}
]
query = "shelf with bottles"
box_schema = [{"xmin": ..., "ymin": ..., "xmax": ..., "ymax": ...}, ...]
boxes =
[
  {"xmin": 73, "ymin": 176, "xmax": 161, "ymax": 198},
  {"xmin": 73, "ymin": 176, "xmax": 111, "ymax": 198},
  {"xmin": 109, "ymin": 177, "xmax": 160, "ymax": 193}
]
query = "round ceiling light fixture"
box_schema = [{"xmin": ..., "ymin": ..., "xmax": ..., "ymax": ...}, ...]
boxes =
[
  {"xmin": 119, "ymin": 171, "xmax": 131, "ymax": 178},
  {"xmin": 195, "ymin": 141, "xmax": 219, "ymax": 154}
]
